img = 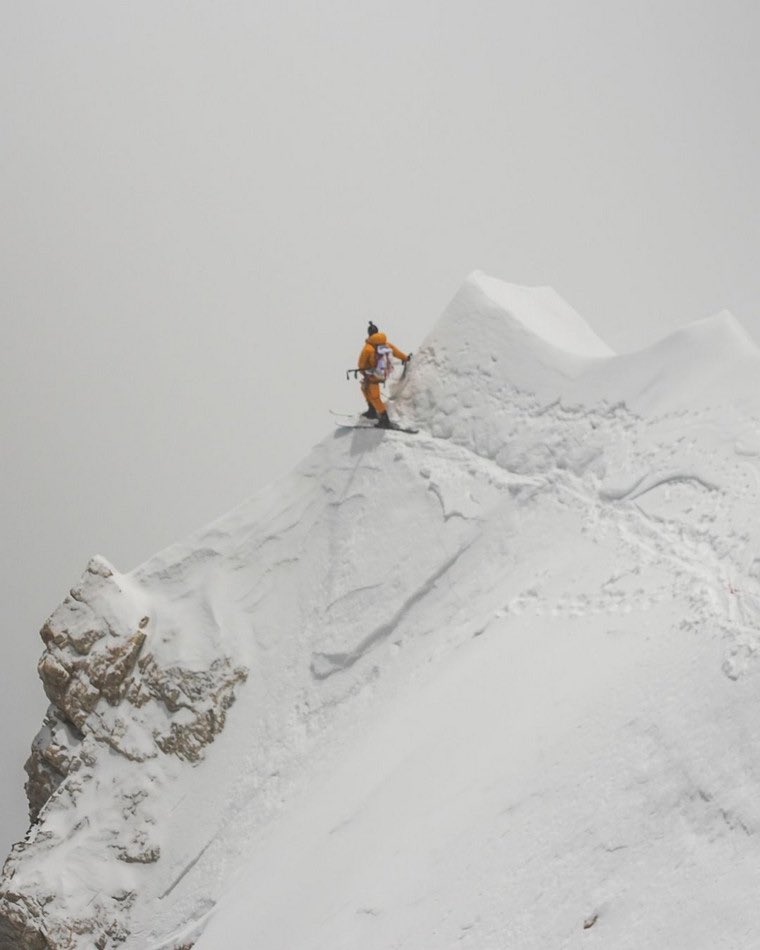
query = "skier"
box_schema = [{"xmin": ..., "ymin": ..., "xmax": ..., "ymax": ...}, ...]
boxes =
[{"xmin": 358, "ymin": 321, "xmax": 410, "ymax": 428}]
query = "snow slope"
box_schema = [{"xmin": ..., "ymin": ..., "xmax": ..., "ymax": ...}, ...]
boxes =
[{"xmin": 5, "ymin": 271, "xmax": 760, "ymax": 949}]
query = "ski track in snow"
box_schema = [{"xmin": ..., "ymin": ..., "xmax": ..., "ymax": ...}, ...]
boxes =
[{"xmin": 378, "ymin": 393, "xmax": 760, "ymax": 656}]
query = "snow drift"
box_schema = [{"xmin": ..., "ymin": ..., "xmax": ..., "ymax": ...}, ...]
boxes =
[{"xmin": 3, "ymin": 271, "xmax": 760, "ymax": 948}]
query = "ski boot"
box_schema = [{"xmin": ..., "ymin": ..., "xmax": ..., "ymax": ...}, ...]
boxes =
[
  {"xmin": 361, "ymin": 405, "xmax": 378, "ymax": 420},
  {"xmin": 376, "ymin": 412, "xmax": 398, "ymax": 430}
]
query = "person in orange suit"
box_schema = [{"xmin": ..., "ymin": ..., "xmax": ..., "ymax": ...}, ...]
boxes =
[{"xmin": 358, "ymin": 321, "xmax": 410, "ymax": 428}]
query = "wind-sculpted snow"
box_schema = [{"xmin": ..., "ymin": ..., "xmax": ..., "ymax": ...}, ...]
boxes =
[
  {"xmin": 473, "ymin": 271, "xmax": 615, "ymax": 359},
  {"xmin": 5, "ymin": 272, "xmax": 760, "ymax": 948}
]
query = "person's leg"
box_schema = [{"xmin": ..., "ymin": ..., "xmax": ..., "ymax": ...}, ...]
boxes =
[
  {"xmin": 360, "ymin": 378, "xmax": 378, "ymax": 417},
  {"xmin": 363, "ymin": 380, "xmax": 386, "ymax": 416}
]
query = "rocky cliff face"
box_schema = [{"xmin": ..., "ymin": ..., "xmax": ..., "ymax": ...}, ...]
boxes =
[{"xmin": 0, "ymin": 557, "xmax": 247, "ymax": 949}]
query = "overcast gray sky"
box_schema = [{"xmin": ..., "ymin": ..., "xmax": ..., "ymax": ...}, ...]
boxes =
[{"xmin": 2, "ymin": 0, "xmax": 759, "ymax": 858}]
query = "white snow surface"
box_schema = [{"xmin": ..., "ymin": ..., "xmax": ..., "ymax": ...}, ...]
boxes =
[{"xmin": 15, "ymin": 272, "xmax": 760, "ymax": 948}]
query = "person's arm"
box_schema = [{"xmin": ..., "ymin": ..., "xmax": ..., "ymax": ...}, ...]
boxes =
[
  {"xmin": 388, "ymin": 342, "xmax": 408, "ymax": 361},
  {"xmin": 358, "ymin": 343, "xmax": 373, "ymax": 370}
]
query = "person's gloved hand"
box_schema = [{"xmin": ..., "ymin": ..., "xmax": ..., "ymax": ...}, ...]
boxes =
[{"xmin": 405, "ymin": 353, "xmax": 413, "ymax": 363}]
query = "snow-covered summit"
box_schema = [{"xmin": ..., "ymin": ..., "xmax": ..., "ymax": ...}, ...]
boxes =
[
  {"xmin": 401, "ymin": 273, "xmax": 760, "ymax": 442},
  {"xmin": 3, "ymin": 274, "xmax": 760, "ymax": 949},
  {"xmin": 466, "ymin": 271, "xmax": 615, "ymax": 359}
]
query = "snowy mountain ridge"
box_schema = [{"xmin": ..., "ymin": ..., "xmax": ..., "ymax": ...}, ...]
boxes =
[{"xmin": 3, "ymin": 272, "xmax": 760, "ymax": 948}]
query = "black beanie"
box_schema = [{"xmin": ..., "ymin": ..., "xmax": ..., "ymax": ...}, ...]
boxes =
[{"xmin": 367, "ymin": 321, "xmax": 379, "ymax": 336}]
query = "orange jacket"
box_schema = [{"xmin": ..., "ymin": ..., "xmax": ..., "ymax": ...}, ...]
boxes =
[{"xmin": 358, "ymin": 332, "xmax": 408, "ymax": 373}]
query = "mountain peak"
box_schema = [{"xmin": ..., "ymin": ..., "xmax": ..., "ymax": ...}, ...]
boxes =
[
  {"xmin": 3, "ymin": 273, "xmax": 760, "ymax": 949},
  {"xmin": 466, "ymin": 270, "xmax": 616, "ymax": 359}
]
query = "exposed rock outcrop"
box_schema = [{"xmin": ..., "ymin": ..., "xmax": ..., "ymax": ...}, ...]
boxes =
[{"xmin": 0, "ymin": 556, "xmax": 247, "ymax": 948}]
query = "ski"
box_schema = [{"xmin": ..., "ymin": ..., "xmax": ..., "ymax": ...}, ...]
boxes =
[
  {"xmin": 329, "ymin": 410, "xmax": 362, "ymax": 420},
  {"xmin": 334, "ymin": 422, "xmax": 419, "ymax": 435},
  {"xmin": 330, "ymin": 410, "xmax": 418, "ymax": 434}
]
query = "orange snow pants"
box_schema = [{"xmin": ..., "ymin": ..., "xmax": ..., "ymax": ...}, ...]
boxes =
[{"xmin": 361, "ymin": 377, "xmax": 386, "ymax": 414}]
